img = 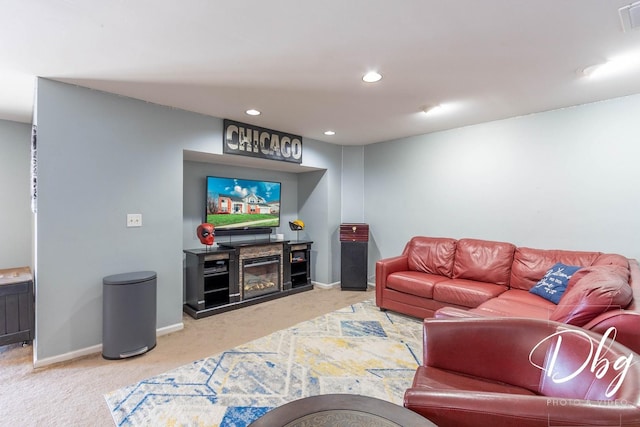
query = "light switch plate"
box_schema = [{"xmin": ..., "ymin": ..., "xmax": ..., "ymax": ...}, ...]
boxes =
[{"xmin": 127, "ymin": 213, "xmax": 142, "ymax": 227}]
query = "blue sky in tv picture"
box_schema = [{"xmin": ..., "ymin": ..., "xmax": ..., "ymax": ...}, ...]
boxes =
[{"xmin": 206, "ymin": 176, "xmax": 281, "ymax": 229}]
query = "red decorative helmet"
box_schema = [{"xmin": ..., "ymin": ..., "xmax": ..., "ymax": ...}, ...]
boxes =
[{"xmin": 197, "ymin": 223, "xmax": 215, "ymax": 246}]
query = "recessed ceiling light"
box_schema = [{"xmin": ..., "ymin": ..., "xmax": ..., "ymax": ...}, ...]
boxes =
[
  {"xmin": 324, "ymin": 130, "xmax": 336, "ymax": 136},
  {"xmin": 581, "ymin": 54, "xmax": 640, "ymax": 79},
  {"xmin": 245, "ymin": 109, "xmax": 261, "ymax": 116},
  {"xmin": 421, "ymin": 104, "xmax": 444, "ymax": 116},
  {"xmin": 362, "ymin": 71, "xmax": 382, "ymax": 83}
]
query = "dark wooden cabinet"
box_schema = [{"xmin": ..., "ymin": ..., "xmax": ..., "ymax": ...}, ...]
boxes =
[
  {"xmin": 183, "ymin": 248, "xmax": 237, "ymax": 319},
  {"xmin": 340, "ymin": 224, "xmax": 369, "ymax": 291},
  {"xmin": 0, "ymin": 266, "xmax": 34, "ymax": 346},
  {"xmin": 339, "ymin": 223, "xmax": 369, "ymax": 243}
]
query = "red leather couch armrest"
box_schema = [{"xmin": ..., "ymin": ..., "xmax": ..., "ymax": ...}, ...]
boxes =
[
  {"xmin": 375, "ymin": 255, "xmax": 408, "ymax": 304},
  {"xmin": 376, "ymin": 255, "xmax": 409, "ymax": 278}
]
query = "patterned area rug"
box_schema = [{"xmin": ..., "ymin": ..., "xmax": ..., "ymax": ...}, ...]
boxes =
[{"xmin": 104, "ymin": 299, "xmax": 423, "ymax": 426}]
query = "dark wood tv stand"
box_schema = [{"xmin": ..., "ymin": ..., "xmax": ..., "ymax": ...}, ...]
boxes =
[{"xmin": 183, "ymin": 240, "xmax": 313, "ymax": 319}]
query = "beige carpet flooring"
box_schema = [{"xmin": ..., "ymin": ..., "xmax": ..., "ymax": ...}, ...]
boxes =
[{"xmin": 0, "ymin": 286, "xmax": 374, "ymax": 426}]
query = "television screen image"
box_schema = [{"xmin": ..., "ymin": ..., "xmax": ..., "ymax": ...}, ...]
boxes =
[{"xmin": 206, "ymin": 176, "xmax": 281, "ymax": 230}]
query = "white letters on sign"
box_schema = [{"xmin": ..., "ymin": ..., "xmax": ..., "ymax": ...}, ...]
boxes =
[{"xmin": 224, "ymin": 120, "xmax": 302, "ymax": 164}]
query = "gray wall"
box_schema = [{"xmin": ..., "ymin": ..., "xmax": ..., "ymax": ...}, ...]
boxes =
[
  {"xmin": 0, "ymin": 120, "xmax": 32, "ymax": 269},
  {"xmin": 364, "ymin": 93, "xmax": 640, "ymax": 266},
  {"xmin": 341, "ymin": 146, "xmax": 365, "ymax": 222},
  {"xmin": 33, "ymin": 79, "xmax": 344, "ymax": 363},
  {"xmin": 35, "ymin": 80, "xmax": 188, "ymax": 362},
  {"xmin": 297, "ymin": 140, "xmax": 344, "ymax": 285}
]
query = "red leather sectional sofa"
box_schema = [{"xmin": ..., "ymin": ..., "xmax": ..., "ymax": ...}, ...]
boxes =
[{"xmin": 376, "ymin": 236, "xmax": 640, "ymax": 353}]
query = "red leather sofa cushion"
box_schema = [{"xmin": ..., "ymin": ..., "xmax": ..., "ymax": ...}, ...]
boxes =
[
  {"xmin": 470, "ymin": 297, "xmax": 555, "ymax": 319},
  {"xmin": 496, "ymin": 288, "xmax": 557, "ymax": 307},
  {"xmin": 550, "ymin": 265, "xmax": 633, "ymax": 326},
  {"xmin": 509, "ymin": 247, "xmax": 601, "ymax": 290},
  {"xmin": 386, "ymin": 271, "xmax": 447, "ymax": 298},
  {"xmin": 434, "ymin": 279, "xmax": 507, "ymax": 308},
  {"xmin": 404, "ymin": 237, "xmax": 456, "ymax": 277},
  {"xmin": 436, "ymin": 290, "xmax": 556, "ymax": 320},
  {"xmin": 452, "ymin": 239, "xmax": 515, "ymax": 286}
]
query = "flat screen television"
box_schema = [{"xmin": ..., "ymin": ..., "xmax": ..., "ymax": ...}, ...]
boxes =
[{"xmin": 205, "ymin": 176, "xmax": 281, "ymax": 233}]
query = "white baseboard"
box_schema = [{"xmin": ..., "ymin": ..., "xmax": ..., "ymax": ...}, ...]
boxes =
[
  {"xmin": 158, "ymin": 322, "xmax": 184, "ymax": 337},
  {"xmin": 312, "ymin": 281, "xmax": 376, "ymax": 289},
  {"xmin": 33, "ymin": 322, "xmax": 184, "ymax": 368},
  {"xmin": 34, "ymin": 343, "xmax": 104, "ymax": 369},
  {"xmin": 312, "ymin": 280, "xmax": 340, "ymax": 289}
]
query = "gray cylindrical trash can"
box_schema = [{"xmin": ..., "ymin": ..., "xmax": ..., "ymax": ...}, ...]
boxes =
[{"xmin": 102, "ymin": 271, "xmax": 157, "ymax": 360}]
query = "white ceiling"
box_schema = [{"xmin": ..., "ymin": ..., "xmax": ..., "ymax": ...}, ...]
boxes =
[{"xmin": 2, "ymin": 0, "xmax": 640, "ymax": 145}]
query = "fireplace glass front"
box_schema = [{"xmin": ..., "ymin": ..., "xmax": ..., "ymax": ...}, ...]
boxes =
[{"xmin": 243, "ymin": 255, "xmax": 280, "ymax": 299}]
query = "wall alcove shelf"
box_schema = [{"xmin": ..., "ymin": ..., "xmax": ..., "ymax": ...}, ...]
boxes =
[{"xmin": 183, "ymin": 240, "xmax": 313, "ymax": 319}]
